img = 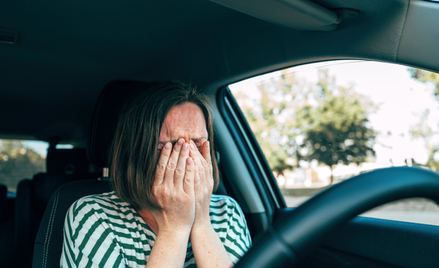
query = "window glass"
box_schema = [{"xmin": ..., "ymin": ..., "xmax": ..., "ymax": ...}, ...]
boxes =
[
  {"xmin": 56, "ymin": 144, "xmax": 74, "ymax": 149},
  {"xmin": 229, "ymin": 60, "xmax": 439, "ymax": 225},
  {"xmin": 0, "ymin": 139, "xmax": 47, "ymax": 193}
]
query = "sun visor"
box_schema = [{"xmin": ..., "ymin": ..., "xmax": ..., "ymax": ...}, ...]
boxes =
[
  {"xmin": 209, "ymin": 0, "xmax": 358, "ymax": 31},
  {"xmin": 397, "ymin": 0, "xmax": 439, "ymax": 72}
]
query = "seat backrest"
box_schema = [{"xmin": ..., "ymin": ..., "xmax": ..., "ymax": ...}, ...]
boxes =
[
  {"xmin": 46, "ymin": 148, "xmax": 91, "ymax": 175},
  {"xmin": 14, "ymin": 148, "xmax": 99, "ymax": 268},
  {"xmin": 32, "ymin": 180, "xmax": 111, "ymax": 268},
  {"xmin": 33, "ymin": 80, "xmax": 227, "ymax": 268},
  {"xmin": 32, "ymin": 81, "xmax": 148, "ymax": 268},
  {"xmin": 0, "ymin": 184, "xmax": 6, "ymax": 219},
  {"xmin": 0, "ymin": 184, "xmax": 15, "ymax": 268}
]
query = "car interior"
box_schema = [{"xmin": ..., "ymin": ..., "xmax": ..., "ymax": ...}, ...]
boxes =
[{"xmin": 1, "ymin": 0, "xmax": 439, "ymax": 267}]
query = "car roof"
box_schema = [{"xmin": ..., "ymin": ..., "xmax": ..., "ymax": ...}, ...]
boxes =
[{"xmin": 0, "ymin": 0, "xmax": 436, "ymax": 144}]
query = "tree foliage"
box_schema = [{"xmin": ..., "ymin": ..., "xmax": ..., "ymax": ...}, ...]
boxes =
[
  {"xmin": 409, "ymin": 67, "xmax": 439, "ymax": 170},
  {"xmin": 0, "ymin": 140, "xmax": 45, "ymax": 191},
  {"xmin": 234, "ymin": 71, "xmax": 302, "ymax": 175},
  {"xmin": 409, "ymin": 109, "xmax": 439, "ymax": 170},
  {"xmin": 297, "ymin": 70, "xmax": 376, "ymax": 183},
  {"xmin": 234, "ymin": 69, "xmax": 377, "ymax": 181},
  {"xmin": 409, "ymin": 68, "xmax": 439, "ymax": 98}
]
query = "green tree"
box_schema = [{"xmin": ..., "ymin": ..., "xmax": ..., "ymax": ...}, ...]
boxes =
[
  {"xmin": 408, "ymin": 67, "xmax": 439, "ymax": 170},
  {"xmin": 296, "ymin": 70, "xmax": 376, "ymax": 184},
  {"xmin": 233, "ymin": 69, "xmax": 377, "ymax": 181},
  {"xmin": 409, "ymin": 109, "xmax": 439, "ymax": 170},
  {"xmin": 0, "ymin": 140, "xmax": 46, "ymax": 191},
  {"xmin": 233, "ymin": 70, "xmax": 311, "ymax": 175},
  {"xmin": 409, "ymin": 68, "xmax": 439, "ymax": 98}
]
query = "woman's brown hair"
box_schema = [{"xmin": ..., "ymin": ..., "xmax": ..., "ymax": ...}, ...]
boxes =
[{"xmin": 108, "ymin": 80, "xmax": 219, "ymax": 210}]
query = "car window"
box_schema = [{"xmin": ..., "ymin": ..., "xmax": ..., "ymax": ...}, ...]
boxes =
[
  {"xmin": 0, "ymin": 139, "xmax": 47, "ymax": 193},
  {"xmin": 229, "ymin": 60, "xmax": 439, "ymax": 226}
]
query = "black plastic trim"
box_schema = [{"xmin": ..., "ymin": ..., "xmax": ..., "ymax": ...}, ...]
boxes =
[
  {"xmin": 217, "ymin": 86, "xmax": 287, "ymax": 226},
  {"xmin": 225, "ymin": 87, "xmax": 286, "ymax": 208},
  {"xmin": 324, "ymin": 216, "xmax": 439, "ymax": 268}
]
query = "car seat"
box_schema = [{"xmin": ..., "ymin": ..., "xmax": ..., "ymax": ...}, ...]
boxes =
[
  {"xmin": 13, "ymin": 148, "xmax": 99, "ymax": 268},
  {"xmin": 32, "ymin": 80, "xmax": 227, "ymax": 267}
]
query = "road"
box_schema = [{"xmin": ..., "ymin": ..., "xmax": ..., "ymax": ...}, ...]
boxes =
[{"xmin": 283, "ymin": 196, "xmax": 439, "ymax": 226}]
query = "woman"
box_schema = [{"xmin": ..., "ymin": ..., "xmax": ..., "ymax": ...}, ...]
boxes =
[{"xmin": 61, "ymin": 81, "xmax": 252, "ymax": 267}]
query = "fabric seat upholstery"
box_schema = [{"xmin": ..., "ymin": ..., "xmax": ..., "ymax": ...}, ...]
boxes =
[
  {"xmin": 0, "ymin": 184, "xmax": 6, "ymax": 219},
  {"xmin": 0, "ymin": 184, "xmax": 15, "ymax": 268},
  {"xmin": 33, "ymin": 180, "xmax": 111, "ymax": 268},
  {"xmin": 14, "ymin": 148, "xmax": 98, "ymax": 268}
]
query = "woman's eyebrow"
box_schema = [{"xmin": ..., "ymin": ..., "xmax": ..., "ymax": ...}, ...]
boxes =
[
  {"xmin": 158, "ymin": 137, "xmax": 207, "ymax": 145},
  {"xmin": 158, "ymin": 140, "xmax": 178, "ymax": 146},
  {"xmin": 192, "ymin": 137, "xmax": 208, "ymax": 143}
]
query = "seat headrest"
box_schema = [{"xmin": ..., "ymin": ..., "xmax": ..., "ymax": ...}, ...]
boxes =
[
  {"xmin": 88, "ymin": 80, "xmax": 158, "ymax": 167},
  {"xmin": 46, "ymin": 148, "xmax": 89, "ymax": 175}
]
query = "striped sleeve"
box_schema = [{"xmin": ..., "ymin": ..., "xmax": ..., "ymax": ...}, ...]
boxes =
[
  {"xmin": 220, "ymin": 197, "xmax": 252, "ymax": 264},
  {"xmin": 60, "ymin": 197, "xmax": 127, "ymax": 268}
]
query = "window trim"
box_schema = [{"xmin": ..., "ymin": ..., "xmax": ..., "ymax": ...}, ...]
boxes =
[{"xmin": 217, "ymin": 86, "xmax": 286, "ymax": 216}]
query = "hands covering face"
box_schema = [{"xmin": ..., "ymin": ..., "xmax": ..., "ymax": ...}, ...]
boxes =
[
  {"xmin": 189, "ymin": 140, "xmax": 214, "ymax": 228},
  {"xmin": 151, "ymin": 138, "xmax": 213, "ymax": 234}
]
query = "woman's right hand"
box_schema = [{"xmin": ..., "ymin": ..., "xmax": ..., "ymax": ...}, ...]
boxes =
[{"xmin": 151, "ymin": 138, "xmax": 195, "ymax": 236}]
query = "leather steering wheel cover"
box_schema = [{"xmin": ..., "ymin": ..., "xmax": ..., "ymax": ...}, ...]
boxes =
[{"xmin": 236, "ymin": 166, "xmax": 439, "ymax": 267}]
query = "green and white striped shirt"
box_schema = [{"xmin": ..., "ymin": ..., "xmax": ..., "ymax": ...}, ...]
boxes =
[{"xmin": 61, "ymin": 192, "xmax": 252, "ymax": 267}]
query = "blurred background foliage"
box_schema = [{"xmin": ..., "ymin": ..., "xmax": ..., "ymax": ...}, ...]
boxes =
[
  {"xmin": 235, "ymin": 69, "xmax": 377, "ymax": 183},
  {"xmin": 296, "ymin": 70, "xmax": 377, "ymax": 183},
  {"xmin": 235, "ymin": 67, "xmax": 439, "ymax": 184},
  {"xmin": 409, "ymin": 68, "xmax": 439, "ymax": 99},
  {"xmin": 0, "ymin": 140, "xmax": 45, "ymax": 191},
  {"xmin": 409, "ymin": 68, "xmax": 439, "ymax": 171}
]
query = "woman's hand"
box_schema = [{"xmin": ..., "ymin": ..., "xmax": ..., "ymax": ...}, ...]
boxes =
[
  {"xmin": 188, "ymin": 140, "xmax": 233, "ymax": 268},
  {"xmin": 189, "ymin": 140, "xmax": 214, "ymax": 229},
  {"xmin": 150, "ymin": 138, "xmax": 196, "ymax": 235}
]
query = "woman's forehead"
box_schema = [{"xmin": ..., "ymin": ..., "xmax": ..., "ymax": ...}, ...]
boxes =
[{"xmin": 159, "ymin": 103, "xmax": 208, "ymax": 142}]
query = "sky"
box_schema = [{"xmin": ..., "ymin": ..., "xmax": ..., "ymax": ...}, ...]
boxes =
[
  {"xmin": 229, "ymin": 60, "xmax": 439, "ymax": 167},
  {"xmin": 22, "ymin": 141, "xmax": 72, "ymax": 157}
]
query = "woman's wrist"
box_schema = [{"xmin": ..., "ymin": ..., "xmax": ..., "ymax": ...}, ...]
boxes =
[
  {"xmin": 191, "ymin": 221, "xmax": 214, "ymax": 238},
  {"xmin": 158, "ymin": 226, "xmax": 192, "ymax": 242},
  {"xmin": 190, "ymin": 220, "xmax": 233, "ymax": 268},
  {"xmin": 148, "ymin": 227, "xmax": 191, "ymax": 268}
]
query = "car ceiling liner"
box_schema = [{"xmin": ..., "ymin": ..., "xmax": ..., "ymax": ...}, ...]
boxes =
[{"xmin": 209, "ymin": 0, "xmax": 359, "ymax": 31}]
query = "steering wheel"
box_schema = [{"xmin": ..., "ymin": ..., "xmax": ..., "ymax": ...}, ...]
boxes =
[{"xmin": 235, "ymin": 166, "xmax": 439, "ymax": 267}]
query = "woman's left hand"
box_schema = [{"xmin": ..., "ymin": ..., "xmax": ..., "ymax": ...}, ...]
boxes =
[{"xmin": 189, "ymin": 140, "xmax": 214, "ymax": 229}]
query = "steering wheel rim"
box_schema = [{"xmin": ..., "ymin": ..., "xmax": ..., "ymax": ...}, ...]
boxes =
[{"xmin": 235, "ymin": 166, "xmax": 439, "ymax": 268}]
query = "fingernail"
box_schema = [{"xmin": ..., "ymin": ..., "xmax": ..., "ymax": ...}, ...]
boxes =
[
  {"xmin": 187, "ymin": 158, "xmax": 193, "ymax": 165},
  {"xmin": 177, "ymin": 138, "xmax": 184, "ymax": 145},
  {"xmin": 206, "ymin": 141, "xmax": 210, "ymax": 149},
  {"xmin": 182, "ymin": 143, "xmax": 188, "ymax": 151},
  {"xmin": 165, "ymin": 143, "xmax": 171, "ymax": 150},
  {"xmin": 190, "ymin": 143, "xmax": 195, "ymax": 150}
]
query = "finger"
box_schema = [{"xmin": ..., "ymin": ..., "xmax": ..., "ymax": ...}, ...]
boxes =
[
  {"xmin": 174, "ymin": 142, "xmax": 189, "ymax": 189},
  {"xmin": 183, "ymin": 157, "xmax": 195, "ymax": 195},
  {"xmin": 201, "ymin": 141, "xmax": 213, "ymax": 180},
  {"xmin": 189, "ymin": 140, "xmax": 203, "ymax": 160},
  {"xmin": 190, "ymin": 141, "xmax": 208, "ymax": 180},
  {"xmin": 201, "ymin": 141, "xmax": 211, "ymax": 164},
  {"xmin": 192, "ymin": 153, "xmax": 206, "ymax": 189},
  {"xmin": 154, "ymin": 142, "xmax": 172, "ymax": 185},
  {"xmin": 193, "ymin": 161, "xmax": 201, "ymax": 196},
  {"xmin": 164, "ymin": 138, "xmax": 184, "ymax": 186}
]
